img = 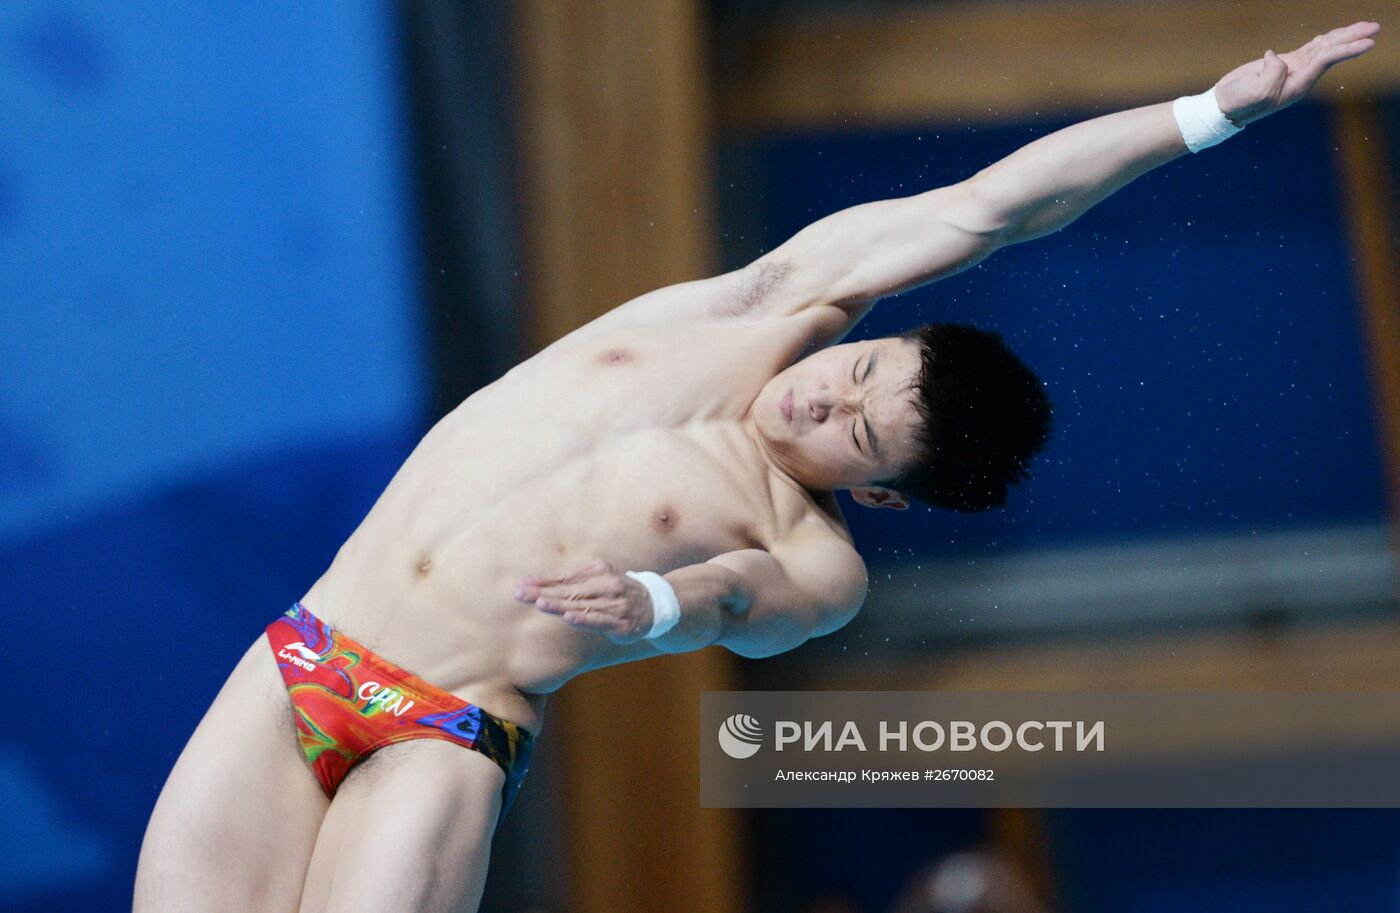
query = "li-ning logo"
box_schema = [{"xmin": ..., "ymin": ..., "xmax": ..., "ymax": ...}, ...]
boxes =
[
  {"xmin": 718, "ymin": 714, "xmax": 763, "ymax": 759},
  {"xmin": 357, "ymin": 681, "xmax": 415, "ymax": 717},
  {"xmin": 277, "ymin": 641, "xmax": 321, "ymax": 671}
]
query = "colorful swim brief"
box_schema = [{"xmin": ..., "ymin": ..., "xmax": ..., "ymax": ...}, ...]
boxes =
[{"xmin": 266, "ymin": 603, "xmax": 534, "ymax": 821}]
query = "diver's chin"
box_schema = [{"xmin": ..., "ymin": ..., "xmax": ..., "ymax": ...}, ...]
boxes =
[{"xmin": 748, "ymin": 416, "xmax": 798, "ymax": 479}]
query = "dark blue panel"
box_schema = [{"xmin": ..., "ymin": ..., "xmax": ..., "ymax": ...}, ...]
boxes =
[
  {"xmin": 748, "ymin": 807, "xmax": 985, "ymax": 913},
  {"xmin": 1051, "ymin": 809, "xmax": 1400, "ymax": 913}
]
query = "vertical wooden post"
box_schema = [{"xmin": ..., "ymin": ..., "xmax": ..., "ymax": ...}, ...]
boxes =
[
  {"xmin": 515, "ymin": 0, "xmax": 717, "ymax": 332},
  {"xmin": 986, "ymin": 808, "xmax": 1061, "ymax": 911},
  {"xmin": 1331, "ymin": 101, "xmax": 1400, "ymax": 589},
  {"xmin": 513, "ymin": 3, "xmax": 746, "ymax": 912}
]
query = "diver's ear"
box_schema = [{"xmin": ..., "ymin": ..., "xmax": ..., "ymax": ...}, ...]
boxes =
[{"xmin": 849, "ymin": 486, "xmax": 909, "ymax": 510}]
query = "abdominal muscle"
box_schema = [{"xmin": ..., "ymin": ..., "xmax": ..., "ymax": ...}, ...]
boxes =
[{"xmin": 294, "ymin": 327, "xmax": 801, "ymax": 736}]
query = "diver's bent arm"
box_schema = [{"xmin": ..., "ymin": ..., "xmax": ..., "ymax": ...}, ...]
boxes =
[
  {"xmin": 515, "ymin": 535, "xmax": 867, "ymax": 658},
  {"xmin": 643, "ymin": 560, "xmax": 760, "ymax": 654},
  {"xmin": 616, "ymin": 535, "xmax": 869, "ymax": 658},
  {"xmin": 695, "ymin": 538, "xmax": 867, "ymax": 659}
]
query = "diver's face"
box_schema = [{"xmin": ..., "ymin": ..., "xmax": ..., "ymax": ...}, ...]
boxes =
[{"xmin": 754, "ymin": 337, "xmax": 923, "ymax": 494}]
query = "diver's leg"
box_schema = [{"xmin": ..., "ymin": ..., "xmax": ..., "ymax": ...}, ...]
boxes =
[
  {"xmin": 297, "ymin": 739, "xmax": 505, "ymax": 913},
  {"xmin": 135, "ymin": 634, "xmax": 330, "ymax": 912}
]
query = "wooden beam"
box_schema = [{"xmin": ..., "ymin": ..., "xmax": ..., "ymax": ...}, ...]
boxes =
[
  {"xmin": 1331, "ymin": 101, "xmax": 1400, "ymax": 592},
  {"xmin": 512, "ymin": 3, "xmax": 744, "ymax": 913},
  {"xmin": 986, "ymin": 808, "xmax": 1061, "ymax": 912},
  {"xmin": 719, "ymin": 0, "xmax": 1400, "ymax": 131}
]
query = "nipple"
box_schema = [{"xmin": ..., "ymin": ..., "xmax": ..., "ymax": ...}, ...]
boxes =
[{"xmin": 651, "ymin": 505, "xmax": 679, "ymax": 534}]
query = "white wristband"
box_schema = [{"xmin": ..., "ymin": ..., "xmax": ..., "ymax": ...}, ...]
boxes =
[
  {"xmin": 626, "ymin": 570, "xmax": 681, "ymax": 639},
  {"xmin": 1172, "ymin": 88, "xmax": 1243, "ymax": 153}
]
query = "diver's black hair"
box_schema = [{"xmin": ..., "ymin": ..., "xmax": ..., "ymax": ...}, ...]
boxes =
[{"xmin": 876, "ymin": 323, "xmax": 1053, "ymax": 512}]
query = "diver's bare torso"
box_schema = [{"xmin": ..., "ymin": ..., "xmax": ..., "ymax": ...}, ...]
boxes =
[{"xmin": 299, "ymin": 293, "xmax": 852, "ymax": 734}]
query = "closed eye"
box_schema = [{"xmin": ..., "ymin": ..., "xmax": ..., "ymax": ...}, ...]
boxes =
[
  {"xmin": 851, "ymin": 358, "xmax": 864, "ymax": 454},
  {"xmin": 861, "ymin": 353, "xmax": 879, "ymax": 459}
]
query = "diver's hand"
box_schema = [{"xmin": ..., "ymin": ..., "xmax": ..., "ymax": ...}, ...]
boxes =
[
  {"xmin": 1214, "ymin": 21, "xmax": 1379, "ymax": 127},
  {"xmin": 516, "ymin": 559, "xmax": 653, "ymax": 643}
]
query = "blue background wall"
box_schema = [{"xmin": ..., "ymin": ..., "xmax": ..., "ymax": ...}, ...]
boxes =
[{"xmin": 0, "ymin": 3, "xmax": 426, "ymax": 910}]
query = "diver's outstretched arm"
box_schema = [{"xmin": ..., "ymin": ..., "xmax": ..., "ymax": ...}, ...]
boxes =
[
  {"xmin": 738, "ymin": 21, "xmax": 1380, "ymax": 327},
  {"xmin": 979, "ymin": 19, "xmax": 1381, "ymax": 245}
]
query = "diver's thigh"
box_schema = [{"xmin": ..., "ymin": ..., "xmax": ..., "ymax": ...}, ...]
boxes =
[
  {"xmin": 135, "ymin": 634, "xmax": 328, "ymax": 913},
  {"xmin": 298, "ymin": 740, "xmax": 505, "ymax": 913}
]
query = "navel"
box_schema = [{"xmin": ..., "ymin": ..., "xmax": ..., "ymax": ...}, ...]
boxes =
[
  {"xmin": 414, "ymin": 554, "xmax": 433, "ymax": 578},
  {"xmin": 651, "ymin": 504, "xmax": 680, "ymax": 534},
  {"xmin": 597, "ymin": 347, "xmax": 634, "ymax": 366}
]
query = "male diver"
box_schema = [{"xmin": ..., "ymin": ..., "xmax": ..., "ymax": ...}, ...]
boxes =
[{"xmin": 136, "ymin": 21, "xmax": 1379, "ymax": 913}]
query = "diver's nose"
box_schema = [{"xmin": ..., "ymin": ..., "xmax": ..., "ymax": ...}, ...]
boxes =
[{"xmin": 811, "ymin": 387, "xmax": 860, "ymax": 424}]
